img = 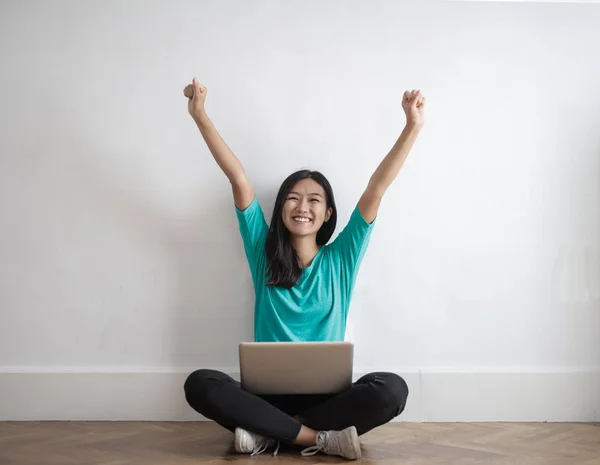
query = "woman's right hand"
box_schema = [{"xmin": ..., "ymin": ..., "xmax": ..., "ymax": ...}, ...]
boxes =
[
  {"xmin": 184, "ymin": 77, "xmax": 207, "ymax": 121},
  {"xmin": 184, "ymin": 77, "xmax": 254, "ymax": 209}
]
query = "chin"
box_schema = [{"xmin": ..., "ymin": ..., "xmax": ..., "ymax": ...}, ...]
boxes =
[
  {"xmin": 286, "ymin": 223, "xmax": 317, "ymax": 236},
  {"xmin": 289, "ymin": 227, "xmax": 314, "ymax": 236}
]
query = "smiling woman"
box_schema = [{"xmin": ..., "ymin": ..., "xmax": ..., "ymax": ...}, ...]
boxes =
[
  {"xmin": 182, "ymin": 77, "xmax": 424, "ymax": 459},
  {"xmin": 266, "ymin": 171, "xmax": 337, "ymax": 287}
]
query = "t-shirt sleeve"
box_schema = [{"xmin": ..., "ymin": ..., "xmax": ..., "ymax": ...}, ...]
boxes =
[
  {"xmin": 329, "ymin": 204, "xmax": 375, "ymax": 295},
  {"xmin": 235, "ymin": 197, "xmax": 269, "ymax": 287}
]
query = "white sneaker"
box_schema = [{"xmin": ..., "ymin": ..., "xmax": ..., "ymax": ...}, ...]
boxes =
[
  {"xmin": 301, "ymin": 425, "xmax": 362, "ymax": 460},
  {"xmin": 234, "ymin": 427, "xmax": 279, "ymax": 456}
]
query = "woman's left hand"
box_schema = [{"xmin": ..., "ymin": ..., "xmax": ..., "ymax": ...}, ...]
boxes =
[{"xmin": 402, "ymin": 89, "xmax": 426, "ymax": 128}]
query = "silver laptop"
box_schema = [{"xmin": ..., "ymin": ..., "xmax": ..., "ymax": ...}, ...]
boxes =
[{"xmin": 239, "ymin": 341, "xmax": 353, "ymax": 395}]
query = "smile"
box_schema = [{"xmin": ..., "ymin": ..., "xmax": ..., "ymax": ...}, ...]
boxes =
[{"xmin": 292, "ymin": 217, "xmax": 312, "ymax": 223}]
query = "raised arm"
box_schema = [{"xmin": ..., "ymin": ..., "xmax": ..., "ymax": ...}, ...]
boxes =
[
  {"xmin": 184, "ymin": 77, "xmax": 255, "ymax": 210},
  {"xmin": 357, "ymin": 89, "xmax": 426, "ymax": 224}
]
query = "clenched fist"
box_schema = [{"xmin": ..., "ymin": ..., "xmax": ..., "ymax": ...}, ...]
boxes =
[
  {"xmin": 402, "ymin": 89, "xmax": 426, "ymax": 128},
  {"xmin": 183, "ymin": 77, "xmax": 207, "ymax": 120}
]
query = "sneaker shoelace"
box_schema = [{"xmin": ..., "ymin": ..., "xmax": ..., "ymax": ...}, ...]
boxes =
[
  {"xmin": 250, "ymin": 439, "xmax": 280, "ymax": 457},
  {"xmin": 301, "ymin": 431, "xmax": 331, "ymax": 457}
]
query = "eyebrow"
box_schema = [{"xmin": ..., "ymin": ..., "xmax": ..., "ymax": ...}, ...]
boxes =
[{"xmin": 289, "ymin": 191, "xmax": 323, "ymax": 197}]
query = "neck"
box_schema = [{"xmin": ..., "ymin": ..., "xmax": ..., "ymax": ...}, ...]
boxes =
[{"xmin": 290, "ymin": 234, "xmax": 320, "ymax": 268}]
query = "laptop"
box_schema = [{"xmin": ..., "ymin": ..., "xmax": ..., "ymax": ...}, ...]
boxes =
[{"xmin": 239, "ymin": 341, "xmax": 353, "ymax": 395}]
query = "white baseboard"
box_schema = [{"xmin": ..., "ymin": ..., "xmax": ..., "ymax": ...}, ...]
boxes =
[{"xmin": 0, "ymin": 367, "xmax": 598, "ymax": 422}]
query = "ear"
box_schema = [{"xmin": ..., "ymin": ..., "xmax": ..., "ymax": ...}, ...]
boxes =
[{"xmin": 325, "ymin": 207, "xmax": 333, "ymax": 222}]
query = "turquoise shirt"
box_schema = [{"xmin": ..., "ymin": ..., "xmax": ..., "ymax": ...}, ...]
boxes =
[{"xmin": 235, "ymin": 197, "xmax": 375, "ymax": 342}]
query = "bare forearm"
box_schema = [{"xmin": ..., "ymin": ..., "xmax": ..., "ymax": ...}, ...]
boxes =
[
  {"xmin": 184, "ymin": 78, "xmax": 255, "ymax": 209},
  {"xmin": 367, "ymin": 123, "xmax": 422, "ymax": 197},
  {"xmin": 194, "ymin": 111, "xmax": 247, "ymax": 184},
  {"xmin": 358, "ymin": 89, "xmax": 425, "ymax": 223}
]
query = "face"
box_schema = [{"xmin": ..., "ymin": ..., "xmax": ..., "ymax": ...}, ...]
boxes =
[{"xmin": 282, "ymin": 178, "xmax": 332, "ymax": 237}]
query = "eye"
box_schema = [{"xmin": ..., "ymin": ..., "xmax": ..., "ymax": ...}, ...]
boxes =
[
  {"xmin": 287, "ymin": 196, "xmax": 298, "ymax": 201},
  {"xmin": 310, "ymin": 199, "xmax": 320, "ymax": 203}
]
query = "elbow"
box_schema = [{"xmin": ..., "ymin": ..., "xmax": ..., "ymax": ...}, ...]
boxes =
[{"xmin": 366, "ymin": 180, "xmax": 386, "ymax": 200}]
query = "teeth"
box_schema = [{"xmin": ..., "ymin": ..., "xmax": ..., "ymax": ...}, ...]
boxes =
[{"xmin": 293, "ymin": 217, "xmax": 311, "ymax": 223}]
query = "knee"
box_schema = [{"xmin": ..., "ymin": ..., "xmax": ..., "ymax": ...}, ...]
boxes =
[
  {"xmin": 184, "ymin": 368, "xmax": 215, "ymax": 394},
  {"xmin": 374, "ymin": 372, "xmax": 409, "ymax": 417},
  {"xmin": 183, "ymin": 369, "xmax": 223, "ymax": 413}
]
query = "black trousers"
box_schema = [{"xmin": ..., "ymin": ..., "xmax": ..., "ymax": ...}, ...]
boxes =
[{"xmin": 184, "ymin": 369, "xmax": 409, "ymax": 443}]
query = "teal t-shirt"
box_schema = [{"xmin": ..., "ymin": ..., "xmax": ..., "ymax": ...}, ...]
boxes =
[{"xmin": 235, "ymin": 197, "xmax": 375, "ymax": 342}]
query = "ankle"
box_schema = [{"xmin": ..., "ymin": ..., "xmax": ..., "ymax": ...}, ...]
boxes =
[{"xmin": 294, "ymin": 425, "xmax": 318, "ymax": 446}]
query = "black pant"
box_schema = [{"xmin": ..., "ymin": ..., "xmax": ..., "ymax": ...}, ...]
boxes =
[{"xmin": 184, "ymin": 369, "xmax": 409, "ymax": 443}]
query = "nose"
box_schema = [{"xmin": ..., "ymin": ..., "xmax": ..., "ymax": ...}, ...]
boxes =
[{"xmin": 296, "ymin": 198, "xmax": 309, "ymax": 213}]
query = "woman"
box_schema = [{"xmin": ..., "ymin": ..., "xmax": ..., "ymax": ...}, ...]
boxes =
[{"xmin": 182, "ymin": 77, "xmax": 425, "ymax": 459}]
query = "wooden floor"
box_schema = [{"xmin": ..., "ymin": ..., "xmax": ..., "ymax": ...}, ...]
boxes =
[{"xmin": 1, "ymin": 421, "xmax": 599, "ymax": 465}]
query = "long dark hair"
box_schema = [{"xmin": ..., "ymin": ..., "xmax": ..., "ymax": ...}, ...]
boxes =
[{"xmin": 265, "ymin": 170, "xmax": 337, "ymax": 288}]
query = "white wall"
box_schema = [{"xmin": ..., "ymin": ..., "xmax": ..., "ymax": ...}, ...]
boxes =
[{"xmin": 1, "ymin": 0, "xmax": 599, "ymax": 421}]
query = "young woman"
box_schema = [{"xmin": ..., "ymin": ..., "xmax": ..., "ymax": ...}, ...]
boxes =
[{"xmin": 182, "ymin": 77, "xmax": 425, "ymax": 459}]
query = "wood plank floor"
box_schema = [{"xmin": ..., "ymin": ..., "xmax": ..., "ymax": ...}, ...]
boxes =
[{"xmin": 1, "ymin": 421, "xmax": 599, "ymax": 465}]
